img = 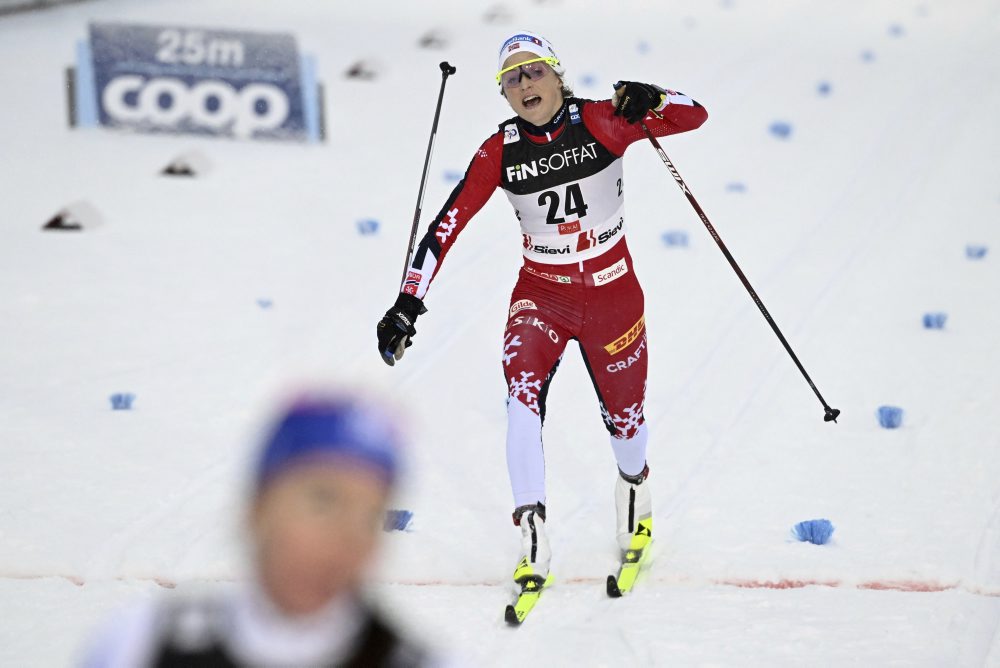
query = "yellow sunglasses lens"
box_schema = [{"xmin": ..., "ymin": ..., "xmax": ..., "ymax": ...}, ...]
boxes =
[{"xmin": 495, "ymin": 57, "xmax": 559, "ymax": 84}]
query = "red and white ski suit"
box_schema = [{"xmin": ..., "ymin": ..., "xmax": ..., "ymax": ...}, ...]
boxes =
[{"xmin": 404, "ymin": 91, "xmax": 707, "ymax": 508}]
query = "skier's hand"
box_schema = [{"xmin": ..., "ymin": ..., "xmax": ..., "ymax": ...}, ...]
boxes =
[
  {"xmin": 612, "ymin": 81, "xmax": 667, "ymax": 124},
  {"xmin": 377, "ymin": 293, "xmax": 427, "ymax": 366}
]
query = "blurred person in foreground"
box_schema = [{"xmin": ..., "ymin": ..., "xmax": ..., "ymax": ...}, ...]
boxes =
[{"xmin": 84, "ymin": 395, "xmax": 441, "ymax": 667}]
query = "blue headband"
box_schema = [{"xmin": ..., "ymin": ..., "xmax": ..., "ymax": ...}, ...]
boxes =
[{"xmin": 256, "ymin": 396, "xmax": 400, "ymax": 492}]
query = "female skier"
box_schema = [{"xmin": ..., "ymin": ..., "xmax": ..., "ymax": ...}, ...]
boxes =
[{"xmin": 377, "ymin": 31, "xmax": 707, "ymax": 589}]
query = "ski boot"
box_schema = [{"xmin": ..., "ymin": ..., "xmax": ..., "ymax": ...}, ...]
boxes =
[
  {"xmin": 505, "ymin": 503, "xmax": 552, "ymax": 624},
  {"xmin": 608, "ymin": 465, "xmax": 652, "ymax": 597}
]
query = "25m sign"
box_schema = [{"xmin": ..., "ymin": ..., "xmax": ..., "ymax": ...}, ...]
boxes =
[{"xmin": 69, "ymin": 23, "xmax": 324, "ymax": 143}]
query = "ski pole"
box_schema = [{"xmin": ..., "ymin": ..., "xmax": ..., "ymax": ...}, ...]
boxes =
[
  {"xmin": 399, "ymin": 61, "xmax": 457, "ymax": 290},
  {"xmin": 639, "ymin": 121, "xmax": 841, "ymax": 423}
]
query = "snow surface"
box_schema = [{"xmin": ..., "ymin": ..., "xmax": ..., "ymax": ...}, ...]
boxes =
[{"xmin": 1, "ymin": 0, "xmax": 999, "ymax": 665}]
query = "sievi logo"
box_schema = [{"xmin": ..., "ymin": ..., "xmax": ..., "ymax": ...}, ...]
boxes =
[
  {"xmin": 102, "ymin": 75, "xmax": 290, "ymax": 138},
  {"xmin": 598, "ymin": 217, "xmax": 624, "ymax": 244},
  {"xmin": 533, "ymin": 245, "xmax": 571, "ymax": 255},
  {"xmin": 505, "ymin": 142, "xmax": 599, "ymax": 182},
  {"xmin": 593, "ymin": 258, "xmax": 629, "ymax": 286},
  {"xmin": 522, "ymin": 234, "xmax": 570, "ymax": 255},
  {"xmin": 577, "ymin": 217, "xmax": 623, "ymax": 252}
]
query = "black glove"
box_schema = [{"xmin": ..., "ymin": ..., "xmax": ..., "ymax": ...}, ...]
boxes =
[
  {"xmin": 377, "ymin": 293, "xmax": 427, "ymax": 366},
  {"xmin": 612, "ymin": 81, "xmax": 666, "ymax": 124}
]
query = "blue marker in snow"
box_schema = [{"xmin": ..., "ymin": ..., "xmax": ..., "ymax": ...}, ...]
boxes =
[
  {"xmin": 792, "ymin": 519, "xmax": 835, "ymax": 545},
  {"xmin": 110, "ymin": 393, "xmax": 135, "ymax": 410},
  {"xmin": 357, "ymin": 219, "xmax": 380, "ymax": 236},
  {"xmin": 725, "ymin": 182, "xmax": 747, "ymax": 193},
  {"xmin": 769, "ymin": 121, "xmax": 793, "ymax": 139},
  {"xmin": 966, "ymin": 245, "xmax": 987, "ymax": 259},
  {"xmin": 662, "ymin": 231, "xmax": 689, "ymax": 247},
  {"xmin": 877, "ymin": 405, "xmax": 903, "ymax": 429},
  {"xmin": 922, "ymin": 313, "xmax": 946, "ymax": 329},
  {"xmin": 817, "ymin": 81, "xmax": 832, "ymax": 96}
]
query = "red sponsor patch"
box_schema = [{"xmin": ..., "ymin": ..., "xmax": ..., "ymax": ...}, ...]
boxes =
[
  {"xmin": 508, "ymin": 299, "xmax": 537, "ymax": 318},
  {"xmin": 592, "ymin": 258, "xmax": 628, "ymax": 286},
  {"xmin": 524, "ymin": 265, "xmax": 572, "ymax": 284},
  {"xmin": 558, "ymin": 221, "xmax": 581, "ymax": 235},
  {"xmin": 406, "ymin": 271, "xmax": 421, "ymax": 282},
  {"xmin": 576, "ymin": 229, "xmax": 597, "ymax": 252},
  {"xmin": 402, "ymin": 285, "xmax": 417, "ymax": 296}
]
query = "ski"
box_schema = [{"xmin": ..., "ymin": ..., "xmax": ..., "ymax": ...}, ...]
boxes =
[
  {"xmin": 505, "ymin": 557, "xmax": 554, "ymax": 625},
  {"xmin": 607, "ymin": 517, "xmax": 652, "ymax": 597}
]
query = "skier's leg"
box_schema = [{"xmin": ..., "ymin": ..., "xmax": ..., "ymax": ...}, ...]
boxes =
[
  {"xmin": 502, "ymin": 301, "xmax": 571, "ymax": 580},
  {"xmin": 503, "ymin": 307, "xmax": 569, "ymax": 510},
  {"xmin": 578, "ymin": 296, "xmax": 649, "ymax": 471},
  {"xmin": 580, "ymin": 330, "xmax": 652, "ymax": 551},
  {"xmin": 578, "ymin": 262, "xmax": 651, "ymax": 550}
]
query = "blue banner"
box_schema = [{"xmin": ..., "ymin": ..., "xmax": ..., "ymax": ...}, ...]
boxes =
[{"xmin": 80, "ymin": 22, "xmax": 320, "ymax": 142}]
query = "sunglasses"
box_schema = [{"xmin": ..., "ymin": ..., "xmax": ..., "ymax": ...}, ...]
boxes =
[{"xmin": 495, "ymin": 57, "xmax": 559, "ymax": 89}]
